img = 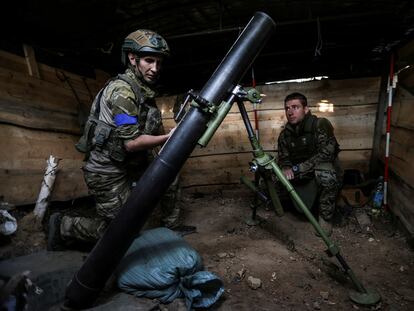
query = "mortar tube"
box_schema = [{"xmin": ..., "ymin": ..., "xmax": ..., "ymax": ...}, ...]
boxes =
[{"xmin": 64, "ymin": 11, "xmax": 276, "ymax": 309}]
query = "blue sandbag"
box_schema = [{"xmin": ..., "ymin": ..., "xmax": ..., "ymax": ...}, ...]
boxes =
[{"xmin": 115, "ymin": 227, "xmax": 224, "ymax": 309}]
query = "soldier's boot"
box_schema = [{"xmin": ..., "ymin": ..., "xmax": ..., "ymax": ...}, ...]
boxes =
[
  {"xmin": 164, "ymin": 223, "xmax": 197, "ymax": 236},
  {"xmin": 315, "ymin": 217, "xmax": 333, "ymax": 237},
  {"xmin": 47, "ymin": 213, "xmax": 65, "ymax": 251},
  {"xmin": 173, "ymin": 225, "xmax": 197, "ymax": 236},
  {"xmin": 161, "ymin": 201, "xmax": 197, "ymax": 236}
]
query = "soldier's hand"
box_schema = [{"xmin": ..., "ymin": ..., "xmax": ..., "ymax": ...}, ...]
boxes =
[
  {"xmin": 282, "ymin": 167, "xmax": 295, "ymax": 180},
  {"xmin": 168, "ymin": 127, "xmax": 177, "ymax": 137}
]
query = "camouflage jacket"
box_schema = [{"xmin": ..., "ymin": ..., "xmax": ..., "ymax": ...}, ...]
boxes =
[
  {"xmin": 84, "ymin": 68, "xmax": 163, "ymax": 174},
  {"xmin": 277, "ymin": 112, "xmax": 339, "ymax": 175}
]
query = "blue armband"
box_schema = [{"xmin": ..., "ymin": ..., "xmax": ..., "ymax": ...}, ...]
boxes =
[{"xmin": 114, "ymin": 114, "xmax": 138, "ymax": 126}]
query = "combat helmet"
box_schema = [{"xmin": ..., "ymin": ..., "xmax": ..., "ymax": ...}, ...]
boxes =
[{"xmin": 121, "ymin": 29, "xmax": 170, "ymax": 65}]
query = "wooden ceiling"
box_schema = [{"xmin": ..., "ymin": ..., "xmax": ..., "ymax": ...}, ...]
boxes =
[{"xmin": 2, "ymin": 0, "xmax": 414, "ymax": 94}]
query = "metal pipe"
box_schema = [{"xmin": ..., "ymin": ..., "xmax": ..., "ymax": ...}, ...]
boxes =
[
  {"xmin": 64, "ymin": 11, "xmax": 275, "ymax": 309},
  {"xmin": 197, "ymin": 88, "xmax": 238, "ymax": 147},
  {"xmin": 238, "ymin": 99, "xmax": 257, "ymax": 142},
  {"xmin": 240, "ymin": 175, "xmax": 269, "ymax": 203}
]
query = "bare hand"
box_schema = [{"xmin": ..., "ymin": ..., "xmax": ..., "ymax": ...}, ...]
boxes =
[
  {"xmin": 282, "ymin": 167, "xmax": 295, "ymax": 180},
  {"xmin": 168, "ymin": 127, "xmax": 177, "ymax": 137}
]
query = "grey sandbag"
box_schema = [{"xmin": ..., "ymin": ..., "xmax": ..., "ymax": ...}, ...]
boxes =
[{"xmin": 116, "ymin": 227, "xmax": 224, "ymax": 309}]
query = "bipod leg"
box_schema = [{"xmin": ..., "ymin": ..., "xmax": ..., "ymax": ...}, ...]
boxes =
[
  {"xmin": 240, "ymin": 175, "xmax": 265, "ymax": 225},
  {"xmin": 237, "ymin": 99, "xmax": 284, "ymax": 222},
  {"xmin": 253, "ymin": 170, "xmax": 261, "ymax": 208},
  {"xmin": 262, "ymin": 171, "xmax": 284, "ymax": 216},
  {"xmin": 268, "ymin": 161, "xmax": 381, "ymax": 306},
  {"xmin": 336, "ymin": 254, "xmax": 381, "ymax": 305}
]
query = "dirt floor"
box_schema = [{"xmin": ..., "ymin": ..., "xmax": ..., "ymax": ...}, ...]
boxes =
[{"xmin": 1, "ymin": 187, "xmax": 414, "ymax": 310}]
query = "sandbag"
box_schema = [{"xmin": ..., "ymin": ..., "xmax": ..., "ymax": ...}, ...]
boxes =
[{"xmin": 116, "ymin": 227, "xmax": 224, "ymax": 309}]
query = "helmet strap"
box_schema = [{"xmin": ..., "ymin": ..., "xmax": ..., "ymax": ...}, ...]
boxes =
[
  {"xmin": 127, "ymin": 62, "xmax": 143, "ymax": 78},
  {"xmin": 127, "ymin": 52, "xmax": 143, "ymax": 78}
]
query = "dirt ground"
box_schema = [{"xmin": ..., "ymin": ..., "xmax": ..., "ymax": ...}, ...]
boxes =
[
  {"xmin": 1, "ymin": 186, "xmax": 414, "ymax": 310},
  {"xmin": 180, "ymin": 188, "xmax": 414, "ymax": 310}
]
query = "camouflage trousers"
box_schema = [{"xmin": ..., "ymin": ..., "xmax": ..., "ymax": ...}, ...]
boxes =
[
  {"xmin": 272, "ymin": 168, "xmax": 340, "ymax": 221},
  {"xmin": 60, "ymin": 170, "xmax": 181, "ymax": 243},
  {"xmin": 314, "ymin": 168, "xmax": 340, "ymax": 221}
]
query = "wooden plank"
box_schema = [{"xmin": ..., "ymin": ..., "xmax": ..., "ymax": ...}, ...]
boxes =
[
  {"xmin": 0, "ymin": 50, "xmax": 108, "ymax": 204},
  {"xmin": 0, "ymin": 124, "xmax": 82, "ymax": 161},
  {"xmin": 0, "ymin": 50, "xmax": 27, "ymax": 73},
  {"xmin": 0, "ymin": 64, "xmax": 104, "ymax": 133},
  {"xmin": 337, "ymin": 149, "xmax": 372, "ymax": 171},
  {"xmin": 0, "ymin": 68, "xmax": 82, "ymax": 114},
  {"xmin": 160, "ymin": 79, "xmax": 377, "ymax": 189},
  {"xmin": 38, "ymin": 65, "xmax": 102, "ymax": 99},
  {"xmin": 0, "ymin": 124, "xmax": 86, "ymax": 205},
  {"xmin": 388, "ymin": 126, "xmax": 414, "ymax": 187},
  {"xmin": 180, "ymin": 150, "xmax": 371, "ymax": 188},
  {"xmin": 386, "ymin": 41, "xmax": 414, "ymax": 235},
  {"xmin": 162, "ymin": 105, "xmax": 376, "ymax": 157},
  {"xmin": 37, "ymin": 62, "xmax": 108, "ymax": 95},
  {"xmin": 0, "ymin": 159, "xmax": 87, "ymax": 205},
  {"xmin": 156, "ymin": 76, "xmax": 381, "ymax": 116},
  {"xmin": 0, "ymin": 97, "xmax": 80, "ymax": 134},
  {"xmin": 0, "ymin": 49, "xmax": 105, "ymax": 100},
  {"xmin": 392, "ymin": 86, "xmax": 414, "ymax": 131},
  {"xmin": 398, "ymin": 66, "xmax": 414, "ymax": 95},
  {"xmin": 389, "ymin": 173, "xmax": 414, "ymax": 235},
  {"xmin": 256, "ymin": 77, "xmax": 381, "ymax": 109},
  {"xmin": 23, "ymin": 44, "xmax": 40, "ymax": 78},
  {"xmin": 180, "ymin": 153, "xmax": 255, "ymax": 187}
]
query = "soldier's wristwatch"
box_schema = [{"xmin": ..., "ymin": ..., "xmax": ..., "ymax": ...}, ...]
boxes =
[{"xmin": 292, "ymin": 165, "xmax": 299, "ymax": 173}]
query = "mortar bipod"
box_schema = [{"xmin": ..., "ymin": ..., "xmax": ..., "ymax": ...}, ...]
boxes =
[{"xmin": 236, "ymin": 93, "xmax": 381, "ymax": 306}]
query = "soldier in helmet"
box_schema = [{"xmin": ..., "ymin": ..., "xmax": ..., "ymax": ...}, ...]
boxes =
[
  {"xmin": 48, "ymin": 29, "xmax": 193, "ymax": 250},
  {"xmin": 277, "ymin": 92, "xmax": 342, "ymax": 236}
]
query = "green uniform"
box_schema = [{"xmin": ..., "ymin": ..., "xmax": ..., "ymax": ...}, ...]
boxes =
[
  {"xmin": 62, "ymin": 68, "xmax": 179, "ymax": 242},
  {"xmin": 277, "ymin": 112, "xmax": 342, "ymax": 221}
]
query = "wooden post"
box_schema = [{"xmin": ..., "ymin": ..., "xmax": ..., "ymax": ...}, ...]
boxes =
[
  {"xmin": 33, "ymin": 155, "xmax": 60, "ymax": 222},
  {"xmin": 23, "ymin": 44, "xmax": 41, "ymax": 78}
]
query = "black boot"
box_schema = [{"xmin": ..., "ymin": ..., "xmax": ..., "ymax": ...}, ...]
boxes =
[
  {"xmin": 47, "ymin": 213, "xmax": 65, "ymax": 251},
  {"xmin": 170, "ymin": 225, "xmax": 197, "ymax": 236}
]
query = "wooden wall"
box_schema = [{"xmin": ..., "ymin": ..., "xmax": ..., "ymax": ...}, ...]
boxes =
[
  {"xmin": 0, "ymin": 47, "xmax": 381, "ymax": 206},
  {"xmin": 0, "ymin": 49, "xmax": 108, "ymax": 205},
  {"xmin": 384, "ymin": 40, "xmax": 414, "ymax": 236},
  {"xmin": 157, "ymin": 77, "xmax": 380, "ymax": 190}
]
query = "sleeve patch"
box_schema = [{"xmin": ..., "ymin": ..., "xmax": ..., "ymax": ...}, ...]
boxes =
[{"xmin": 114, "ymin": 113, "xmax": 138, "ymax": 126}]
